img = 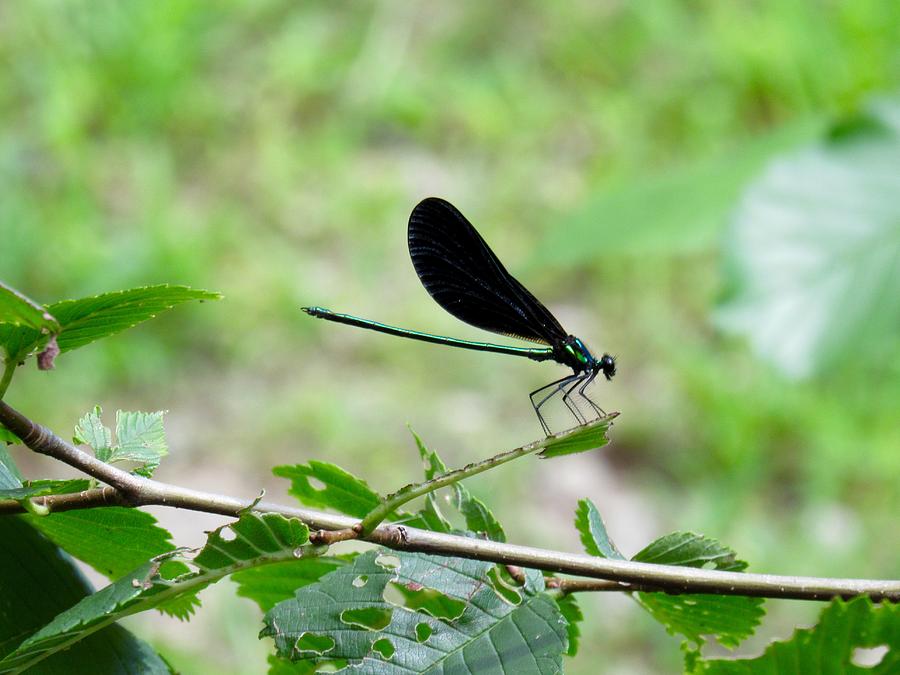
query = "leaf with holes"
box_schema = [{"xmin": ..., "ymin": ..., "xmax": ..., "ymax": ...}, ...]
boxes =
[
  {"xmin": 0, "ymin": 513, "xmax": 314, "ymax": 673},
  {"xmin": 262, "ymin": 550, "xmax": 569, "ymax": 673},
  {"xmin": 693, "ymin": 597, "xmax": 899, "ymax": 674},
  {"xmin": 0, "ymin": 284, "xmax": 220, "ymax": 364},
  {"xmin": 717, "ymin": 101, "xmax": 900, "ymax": 378},
  {"xmin": 0, "ymin": 281, "xmax": 57, "ymax": 332},
  {"xmin": 575, "ymin": 498, "xmax": 625, "ymax": 560},
  {"xmin": 274, "ymin": 461, "xmax": 384, "ymax": 518},
  {"xmin": 633, "ymin": 532, "xmax": 764, "ymax": 649},
  {"xmin": 537, "ymin": 414, "xmax": 617, "ymax": 459}
]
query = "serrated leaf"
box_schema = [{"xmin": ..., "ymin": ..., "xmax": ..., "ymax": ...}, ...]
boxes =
[
  {"xmin": 113, "ymin": 410, "xmax": 167, "ymax": 471},
  {"xmin": 234, "ymin": 557, "xmax": 352, "ymax": 612},
  {"xmin": 74, "ymin": 405, "xmax": 113, "ymax": 461},
  {"xmin": 537, "ymin": 414, "xmax": 616, "ymax": 459},
  {"xmin": 717, "ymin": 101, "xmax": 900, "ymax": 378},
  {"xmin": 0, "ymin": 513, "xmax": 313, "ymax": 672},
  {"xmin": 25, "ymin": 507, "xmax": 175, "ymax": 579},
  {"xmin": 0, "ymin": 517, "xmax": 171, "ymax": 673},
  {"xmin": 575, "ymin": 498, "xmax": 625, "ymax": 560},
  {"xmin": 0, "ymin": 285, "xmax": 220, "ymax": 364},
  {"xmin": 633, "ymin": 532, "xmax": 765, "ymax": 649},
  {"xmin": 410, "ymin": 428, "xmax": 506, "ymax": 541},
  {"xmin": 0, "ymin": 478, "xmax": 91, "ymax": 501},
  {"xmin": 694, "ymin": 597, "xmax": 899, "ymax": 674},
  {"xmin": 263, "ymin": 550, "xmax": 568, "ymax": 673},
  {"xmin": 74, "ymin": 407, "xmax": 168, "ymax": 474},
  {"xmin": 274, "ymin": 461, "xmax": 383, "ymax": 518},
  {"xmin": 556, "ymin": 593, "xmax": 583, "ymax": 657},
  {"xmin": 0, "ymin": 280, "xmax": 57, "ymax": 332}
]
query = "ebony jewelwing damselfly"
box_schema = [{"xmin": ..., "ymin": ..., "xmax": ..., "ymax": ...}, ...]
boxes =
[{"xmin": 303, "ymin": 197, "xmax": 616, "ymax": 434}]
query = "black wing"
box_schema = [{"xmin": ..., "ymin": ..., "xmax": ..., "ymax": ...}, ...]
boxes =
[{"xmin": 408, "ymin": 197, "xmax": 568, "ymax": 345}]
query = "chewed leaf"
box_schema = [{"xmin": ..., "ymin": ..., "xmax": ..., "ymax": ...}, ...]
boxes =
[
  {"xmin": 263, "ymin": 550, "xmax": 569, "ymax": 672},
  {"xmin": 538, "ymin": 413, "xmax": 617, "ymax": 458},
  {"xmin": 694, "ymin": 597, "xmax": 899, "ymax": 673},
  {"xmin": 274, "ymin": 461, "xmax": 383, "ymax": 518},
  {"xmin": 633, "ymin": 532, "xmax": 764, "ymax": 649}
]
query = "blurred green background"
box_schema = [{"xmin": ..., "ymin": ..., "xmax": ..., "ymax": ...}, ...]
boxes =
[{"xmin": 1, "ymin": 2, "xmax": 898, "ymax": 673}]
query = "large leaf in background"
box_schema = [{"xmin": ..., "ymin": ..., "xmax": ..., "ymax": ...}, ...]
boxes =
[
  {"xmin": 0, "ymin": 517, "xmax": 171, "ymax": 674},
  {"xmin": 0, "ymin": 281, "xmax": 57, "ymax": 332},
  {"xmin": 694, "ymin": 597, "xmax": 899, "ymax": 674},
  {"xmin": 633, "ymin": 532, "xmax": 764, "ymax": 649},
  {"xmin": 717, "ymin": 101, "xmax": 900, "ymax": 378},
  {"xmin": 0, "ymin": 284, "xmax": 220, "ymax": 364},
  {"xmin": 537, "ymin": 118, "xmax": 823, "ymax": 264},
  {"xmin": 263, "ymin": 550, "xmax": 568, "ymax": 673},
  {"xmin": 25, "ymin": 507, "xmax": 175, "ymax": 579},
  {"xmin": 0, "ymin": 513, "xmax": 312, "ymax": 672}
]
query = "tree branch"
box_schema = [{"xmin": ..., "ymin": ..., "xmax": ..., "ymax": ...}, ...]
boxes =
[{"xmin": 1, "ymin": 399, "xmax": 899, "ymax": 603}]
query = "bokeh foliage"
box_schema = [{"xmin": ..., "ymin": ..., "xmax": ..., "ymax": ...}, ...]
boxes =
[{"xmin": 1, "ymin": 2, "xmax": 898, "ymax": 673}]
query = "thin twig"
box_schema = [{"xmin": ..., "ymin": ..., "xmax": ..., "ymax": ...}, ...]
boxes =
[{"xmin": 1, "ymin": 400, "xmax": 899, "ymax": 602}]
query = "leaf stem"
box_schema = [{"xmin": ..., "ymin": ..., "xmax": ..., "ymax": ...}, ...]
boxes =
[
  {"xmin": 356, "ymin": 416, "xmax": 615, "ymax": 536},
  {"xmin": 0, "ymin": 359, "xmax": 15, "ymax": 400}
]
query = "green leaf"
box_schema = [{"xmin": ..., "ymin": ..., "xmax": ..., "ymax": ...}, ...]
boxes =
[
  {"xmin": 717, "ymin": 102, "xmax": 900, "ymax": 378},
  {"xmin": 114, "ymin": 410, "xmax": 168, "ymax": 472},
  {"xmin": 263, "ymin": 550, "xmax": 568, "ymax": 673},
  {"xmin": 0, "ymin": 427, "xmax": 20, "ymax": 446},
  {"xmin": 574, "ymin": 498, "xmax": 625, "ymax": 560},
  {"xmin": 633, "ymin": 532, "xmax": 765, "ymax": 649},
  {"xmin": 0, "ymin": 517, "xmax": 171, "ymax": 673},
  {"xmin": 410, "ymin": 428, "xmax": 506, "ymax": 541},
  {"xmin": 0, "ymin": 513, "xmax": 313, "ymax": 672},
  {"xmin": 0, "ymin": 284, "xmax": 220, "ymax": 364},
  {"xmin": 73, "ymin": 406, "xmax": 168, "ymax": 474},
  {"xmin": 25, "ymin": 507, "xmax": 176, "ymax": 579},
  {"xmin": 274, "ymin": 461, "xmax": 383, "ymax": 518},
  {"xmin": 0, "ymin": 280, "xmax": 57, "ymax": 332},
  {"xmin": 74, "ymin": 405, "xmax": 113, "ymax": 461},
  {"xmin": 537, "ymin": 413, "xmax": 616, "ymax": 459},
  {"xmin": 556, "ymin": 593, "xmax": 583, "ymax": 657},
  {"xmin": 0, "ymin": 478, "xmax": 91, "ymax": 501},
  {"xmin": 694, "ymin": 597, "xmax": 899, "ymax": 674},
  {"xmin": 233, "ymin": 556, "xmax": 352, "ymax": 612},
  {"xmin": 0, "ymin": 447, "xmax": 21, "ymax": 487}
]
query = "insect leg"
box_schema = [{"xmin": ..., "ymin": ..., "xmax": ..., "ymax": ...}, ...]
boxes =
[{"xmin": 530, "ymin": 375, "xmax": 580, "ymax": 435}]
